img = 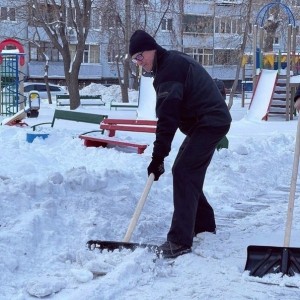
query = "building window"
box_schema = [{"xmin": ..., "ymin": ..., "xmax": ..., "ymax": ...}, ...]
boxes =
[
  {"xmin": 107, "ymin": 48, "xmax": 116, "ymax": 63},
  {"xmin": 30, "ymin": 47, "xmax": 37, "ymax": 61},
  {"xmin": 102, "ymin": 13, "xmax": 122, "ymax": 29},
  {"xmin": 91, "ymin": 8, "xmax": 100, "ymax": 29},
  {"xmin": 0, "ymin": 7, "xmax": 15, "ymax": 21},
  {"xmin": 107, "ymin": 48, "xmax": 122, "ymax": 63},
  {"xmin": 183, "ymin": 15, "xmax": 213, "ymax": 34},
  {"xmin": 29, "ymin": 4, "xmax": 57, "ymax": 26},
  {"xmin": 90, "ymin": 45, "xmax": 100, "ymax": 63},
  {"xmin": 69, "ymin": 44, "xmax": 100, "ymax": 63},
  {"xmin": 214, "ymin": 49, "xmax": 239, "ymax": 65},
  {"xmin": 184, "ymin": 48, "xmax": 213, "ymax": 65},
  {"xmin": 30, "ymin": 42, "xmax": 62, "ymax": 62},
  {"xmin": 215, "ymin": 17, "xmax": 242, "ymax": 34},
  {"xmin": 8, "ymin": 7, "xmax": 15, "ymax": 21},
  {"xmin": 292, "ymin": 0, "xmax": 300, "ymax": 6},
  {"xmin": 83, "ymin": 45, "xmax": 100, "ymax": 63},
  {"xmin": 83, "ymin": 46, "xmax": 89, "ymax": 63},
  {"xmin": 107, "ymin": 47, "xmax": 127, "ymax": 63},
  {"xmin": 231, "ymin": 19, "xmax": 242, "ymax": 34},
  {"xmin": 162, "ymin": 18, "xmax": 173, "ymax": 31},
  {"xmin": 1, "ymin": 7, "xmax": 7, "ymax": 20},
  {"xmin": 135, "ymin": 0, "xmax": 149, "ymax": 5},
  {"xmin": 216, "ymin": 0, "xmax": 242, "ymax": 5}
]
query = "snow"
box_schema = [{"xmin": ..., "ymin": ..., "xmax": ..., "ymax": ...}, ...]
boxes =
[{"xmin": 1, "ymin": 83, "xmax": 300, "ymax": 299}]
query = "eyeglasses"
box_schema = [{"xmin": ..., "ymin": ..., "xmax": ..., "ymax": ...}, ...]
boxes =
[{"xmin": 131, "ymin": 52, "xmax": 144, "ymax": 64}]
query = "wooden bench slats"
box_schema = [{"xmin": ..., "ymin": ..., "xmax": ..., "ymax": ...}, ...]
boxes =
[
  {"xmin": 79, "ymin": 135, "xmax": 148, "ymax": 154},
  {"xmin": 79, "ymin": 117, "xmax": 228, "ymax": 152},
  {"xmin": 101, "ymin": 124, "xmax": 156, "ymax": 137},
  {"xmin": 102, "ymin": 119, "xmax": 157, "ymax": 126},
  {"xmin": 101, "ymin": 119, "xmax": 157, "ymax": 137},
  {"xmin": 80, "ymin": 118, "xmax": 157, "ymax": 154}
]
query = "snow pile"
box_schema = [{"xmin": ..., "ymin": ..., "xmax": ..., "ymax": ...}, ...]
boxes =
[
  {"xmin": 0, "ymin": 84, "xmax": 300, "ymax": 299},
  {"xmin": 80, "ymin": 83, "xmax": 138, "ymax": 104}
]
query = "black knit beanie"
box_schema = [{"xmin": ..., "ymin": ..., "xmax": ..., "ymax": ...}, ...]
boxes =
[{"xmin": 129, "ymin": 30, "xmax": 158, "ymax": 56}]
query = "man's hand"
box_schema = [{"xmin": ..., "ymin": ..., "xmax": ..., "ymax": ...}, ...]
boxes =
[
  {"xmin": 147, "ymin": 157, "xmax": 165, "ymax": 181},
  {"xmin": 295, "ymin": 98, "xmax": 300, "ymax": 112}
]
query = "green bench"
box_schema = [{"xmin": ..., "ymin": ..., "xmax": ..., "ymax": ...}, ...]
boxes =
[
  {"xmin": 110, "ymin": 101, "xmax": 139, "ymax": 110},
  {"xmin": 56, "ymin": 95, "xmax": 105, "ymax": 106},
  {"xmin": 32, "ymin": 109, "xmax": 108, "ymax": 131}
]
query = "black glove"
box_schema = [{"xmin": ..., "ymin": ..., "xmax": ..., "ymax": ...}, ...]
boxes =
[{"xmin": 147, "ymin": 157, "xmax": 165, "ymax": 181}]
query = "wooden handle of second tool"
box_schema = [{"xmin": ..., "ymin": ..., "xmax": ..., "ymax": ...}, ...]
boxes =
[
  {"xmin": 122, "ymin": 173, "xmax": 155, "ymax": 243},
  {"xmin": 284, "ymin": 117, "xmax": 300, "ymax": 247}
]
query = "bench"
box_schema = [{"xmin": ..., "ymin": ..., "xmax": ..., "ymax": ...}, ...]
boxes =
[
  {"xmin": 56, "ymin": 95, "xmax": 105, "ymax": 106},
  {"xmin": 79, "ymin": 118, "xmax": 157, "ymax": 154},
  {"xmin": 79, "ymin": 118, "xmax": 228, "ymax": 153},
  {"xmin": 110, "ymin": 101, "xmax": 139, "ymax": 110},
  {"xmin": 31, "ymin": 109, "xmax": 108, "ymax": 131}
]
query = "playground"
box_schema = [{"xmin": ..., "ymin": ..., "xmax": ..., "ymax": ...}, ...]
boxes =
[
  {"xmin": 1, "ymin": 2, "xmax": 300, "ymax": 298},
  {"xmin": 1, "ymin": 79, "xmax": 300, "ymax": 298},
  {"xmin": 244, "ymin": 2, "xmax": 300, "ymax": 121},
  {"xmin": 0, "ymin": 38, "xmax": 41, "ymax": 126}
]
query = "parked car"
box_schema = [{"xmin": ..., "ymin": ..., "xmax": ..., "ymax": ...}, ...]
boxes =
[
  {"xmin": 1, "ymin": 82, "xmax": 68, "ymax": 102},
  {"xmin": 23, "ymin": 83, "xmax": 68, "ymax": 100},
  {"xmin": 213, "ymin": 78, "xmax": 226, "ymax": 101}
]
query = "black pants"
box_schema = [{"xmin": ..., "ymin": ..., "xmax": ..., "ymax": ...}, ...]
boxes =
[{"xmin": 167, "ymin": 124, "xmax": 230, "ymax": 247}]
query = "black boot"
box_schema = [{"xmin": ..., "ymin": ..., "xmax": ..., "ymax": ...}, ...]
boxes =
[{"xmin": 156, "ymin": 241, "xmax": 191, "ymax": 259}]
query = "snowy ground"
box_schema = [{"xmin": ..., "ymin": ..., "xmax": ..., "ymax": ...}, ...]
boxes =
[{"xmin": 1, "ymin": 84, "xmax": 300, "ymax": 299}]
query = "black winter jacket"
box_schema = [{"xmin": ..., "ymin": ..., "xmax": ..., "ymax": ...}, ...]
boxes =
[
  {"xmin": 151, "ymin": 46, "xmax": 232, "ymax": 159},
  {"xmin": 294, "ymin": 85, "xmax": 300, "ymax": 102}
]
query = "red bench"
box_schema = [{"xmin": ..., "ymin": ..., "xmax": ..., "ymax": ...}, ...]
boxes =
[{"xmin": 79, "ymin": 118, "xmax": 157, "ymax": 154}]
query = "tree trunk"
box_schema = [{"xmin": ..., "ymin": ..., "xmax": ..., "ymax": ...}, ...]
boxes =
[
  {"xmin": 28, "ymin": 0, "xmax": 92, "ymax": 110},
  {"xmin": 68, "ymin": 57, "xmax": 82, "ymax": 110},
  {"xmin": 43, "ymin": 53, "xmax": 52, "ymax": 104},
  {"xmin": 68, "ymin": 73, "xmax": 81, "ymax": 110},
  {"xmin": 121, "ymin": 0, "xmax": 131, "ymax": 103},
  {"xmin": 228, "ymin": 0, "xmax": 253, "ymax": 110},
  {"xmin": 263, "ymin": 4, "xmax": 280, "ymax": 52}
]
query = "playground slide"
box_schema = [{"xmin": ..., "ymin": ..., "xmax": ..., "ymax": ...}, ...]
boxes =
[
  {"xmin": 1, "ymin": 109, "xmax": 27, "ymax": 126},
  {"xmin": 246, "ymin": 69, "xmax": 278, "ymax": 121}
]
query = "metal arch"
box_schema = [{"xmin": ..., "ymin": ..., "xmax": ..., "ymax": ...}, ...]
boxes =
[{"xmin": 255, "ymin": 2, "xmax": 295, "ymax": 27}]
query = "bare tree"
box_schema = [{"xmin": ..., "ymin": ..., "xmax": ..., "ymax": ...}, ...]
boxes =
[
  {"xmin": 29, "ymin": 29, "xmax": 53, "ymax": 104},
  {"xmin": 26, "ymin": 0, "xmax": 93, "ymax": 110},
  {"xmin": 99, "ymin": 0, "xmax": 175, "ymax": 103},
  {"xmin": 43, "ymin": 53, "xmax": 52, "ymax": 104},
  {"xmin": 227, "ymin": 0, "xmax": 253, "ymax": 110},
  {"xmin": 263, "ymin": 3, "xmax": 281, "ymax": 52}
]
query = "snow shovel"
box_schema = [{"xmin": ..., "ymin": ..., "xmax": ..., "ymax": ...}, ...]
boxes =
[
  {"xmin": 244, "ymin": 117, "xmax": 300, "ymax": 278},
  {"xmin": 87, "ymin": 173, "xmax": 158, "ymax": 252}
]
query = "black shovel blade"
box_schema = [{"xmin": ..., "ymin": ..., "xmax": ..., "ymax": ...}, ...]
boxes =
[
  {"xmin": 245, "ymin": 245, "xmax": 300, "ymax": 277},
  {"xmin": 87, "ymin": 240, "xmax": 158, "ymax": 252}
]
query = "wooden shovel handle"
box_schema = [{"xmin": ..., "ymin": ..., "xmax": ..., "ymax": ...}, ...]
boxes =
[
  {"xmin": 123, "ymin": 173, "xmax": 155, "ymax": 243},
  {"xmin": 284, "ymin": 117, "xmax": 300, "ymax": 247}
]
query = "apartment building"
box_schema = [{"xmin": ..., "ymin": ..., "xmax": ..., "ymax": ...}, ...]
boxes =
[{"xmin": 0, "ymin": 0, "xmax": 299, "ymax": 87}]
